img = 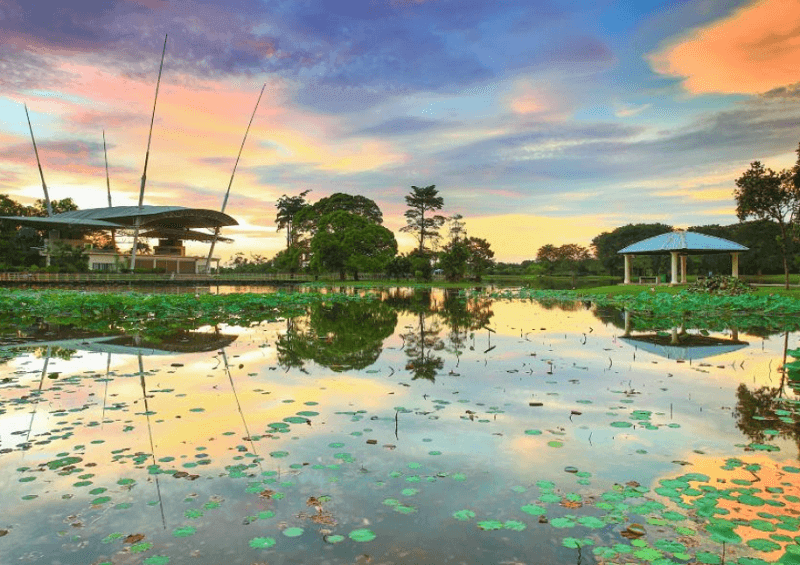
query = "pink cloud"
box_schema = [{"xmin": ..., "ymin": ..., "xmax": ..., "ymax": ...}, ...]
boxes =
[{"xmin": 648, "ymin": 0, "xmax": 800, "ymax": 95}]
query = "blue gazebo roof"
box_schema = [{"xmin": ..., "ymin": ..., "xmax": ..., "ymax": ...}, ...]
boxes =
[{"xmin": 618, "ymin": 231, "xmax": 748, "ymax": 255}]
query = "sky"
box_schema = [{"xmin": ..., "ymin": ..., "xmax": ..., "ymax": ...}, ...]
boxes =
[{"xmin": 1, "ymin": 0, "xmax": 799, "ymax": 264}]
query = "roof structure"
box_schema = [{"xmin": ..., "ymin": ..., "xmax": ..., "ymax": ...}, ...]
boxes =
[
  {"xmin": 0, "ymin": 205, "xmax": 237, "ymax": 242},
  {"xmin": 618, "ymin": 231, "xmax": 748, "ymax": 255},
  {"xmin": 619, "ymin": 335, "xmax": 749, "ymax": 361}
]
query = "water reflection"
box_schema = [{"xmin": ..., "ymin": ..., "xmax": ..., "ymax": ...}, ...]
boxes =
[
  {"xmin": 276, "ymin": 300, "xmax": 398, "ymax": 372},
  {"xmin": 2, "ymin": 290, "xmax": 800, "ymax": 565}
]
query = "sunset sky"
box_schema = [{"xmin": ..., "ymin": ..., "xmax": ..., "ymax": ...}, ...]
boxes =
[{"xmin": 1, "ymin": 0, "xmax": 799, "ymax": 263}]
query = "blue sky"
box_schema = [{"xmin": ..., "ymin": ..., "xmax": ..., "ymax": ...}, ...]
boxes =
[{"xmin": 1, "ymin": 0, "xmax": 798, "ymax": 261}]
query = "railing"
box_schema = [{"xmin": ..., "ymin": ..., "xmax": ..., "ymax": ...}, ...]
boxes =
[{"xmin": 0, "ymin": 272, "xmax": 414, "ymax": 284}]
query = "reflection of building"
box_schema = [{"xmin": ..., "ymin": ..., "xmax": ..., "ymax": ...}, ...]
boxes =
[
  {"xmin": 1, "ymin": 328, "xmax": 238, "ymax": 356},
  {"xmin": 0, "ymin": 206, "xmax": 237, "ymax": 273},
  {"xmin": 619, "ymin": 333, "xmax": 748, "ymax": 361}
]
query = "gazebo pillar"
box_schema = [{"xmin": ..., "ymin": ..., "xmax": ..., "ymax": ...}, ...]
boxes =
[
  {"xmin": 680, "ymin": 254, "xmax": 687, "ymax": 284},
  {"xmin": 731, "ymin": 252, "xmax": 739, "ymax": 278},
  {"xmin": 624, "ymin": 254, "xmax": 631, "ymax": 285},
  {"xmin": 623, "ymin": 309, "xmax": 632, "ymax": 337},
  {"xmin": 670, "ymin": 251, "xmax": 679, "ymax": 286}
]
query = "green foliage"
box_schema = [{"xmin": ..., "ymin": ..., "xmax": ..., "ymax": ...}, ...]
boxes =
[
  {"xmin": 272, "ymin": 246, "xmax": 302, "ymax": 274},
  {"xmin": 689, "ymin": 220, "xmax": 785, "ymax": 276},
  {"xmin": 275, "ymin": 189, "xmax": 311, "ymax": 249},
  {"xmin": 310, "ymin": 211, "xmax": 397, "ymax": 280},
  {"xmin": 686, "ymin": 275, "xmax": 753, "ymax": 296},
  {"xmin": 407, "ymin": 250, "xmax": 433, "ymax": 281},
  {"xmin": 439, "ymin": 237, "xmax": 495, "ymax": 281},
  {"xmin": 293, "ymin": 193, "xmax": 383, "ymax": 247},
  {"xmin": 48, "ymin": 241, "xmax": 89, "ymax": 273},
  {"xmin": 385, "ymin": 255, "xmax": 413, "ymax": 278},
  {"xmin": 400, "ymin": 184, "xmax": 445, "ymax": 254},
  {"xmin": 438, "ymin": 240, "xmax": 469, "ymax": 281},
  {"xmin": 734, "ymin": 157, "xmax": 800, "ymax": 289},
  {"xmin": 592, "ymin": 223, "xmax": 673, "ymax": 276}
]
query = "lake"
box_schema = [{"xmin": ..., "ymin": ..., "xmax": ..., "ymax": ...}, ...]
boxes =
[{"xmin": 1, "ymin": 287, "xmax": 799, "ymax": 565}]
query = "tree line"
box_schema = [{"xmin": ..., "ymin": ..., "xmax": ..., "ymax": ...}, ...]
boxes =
[
  {"xmin": 500, "ymin": 142, "xmax": 800, "ymax": 288},
  {"xmin": 229, "ymin": 185, "xmax": 495, "ymax": 281}
]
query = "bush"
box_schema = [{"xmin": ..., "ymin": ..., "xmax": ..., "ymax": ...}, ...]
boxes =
[{"xmin": 686, "ymin": 275, "xmax": 753, "ymax": 296}]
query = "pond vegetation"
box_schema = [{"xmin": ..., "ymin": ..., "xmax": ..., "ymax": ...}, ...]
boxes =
[{"xmin": 1, "ymin": 286, "xmax": 800, "ymax": 564}]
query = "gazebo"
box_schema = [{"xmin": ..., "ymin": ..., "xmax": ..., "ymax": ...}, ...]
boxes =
[{"xmin": 618, "ymin": 230, "xmax": 748, "ymax": 285}]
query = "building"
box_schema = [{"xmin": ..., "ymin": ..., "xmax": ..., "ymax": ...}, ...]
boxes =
[{"xmin": 0, "ymin": 205, "xmax": 237, "ymax": 273}]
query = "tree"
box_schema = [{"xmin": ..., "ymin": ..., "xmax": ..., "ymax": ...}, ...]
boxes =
[
  {"xmin": 386, "ymin": 254, "xmax": 413, "ymax": 279},
  {"xmin": 734, "ymin": 160, "xmax": 800, "ymax": 289},
  {"xmin": 536, "ymin": 243, "xmax": 591, "ymax": 276},
  {"xmin": 401, "ymin": 184, "xmax": 445, "ymax": 254},
  {"xmin": 32, "ymin": 197, "xmax": 77, "ymax": 216},
  {"xmin": 273, "ymin": 246, "xmax": 303, "ymax": 276},
  {"xmin": 465, "ymin": 236, "xmax": 494, "ymax": 281},
  {"xmin": 592, "ymin": 224, "xmax": 673, "ymax": 277},
  {"xmin": 275, "ymin": 189, "xmax": 311, "ymax": 250},
  {"xmin": 446, "ymin": 213, "xmax": 466, "ymax": 243},
  {"xmin": 293, "ymin": 192, "xmax": 384, "ymax": 245},
  {"xmin": 48, "ymin": 241, "xmax": 89, "ymax": 272},
  {"xmin": 438, "ymin": 239, "xmax": 470, "ymax": 281},
  {"xmin": 437, "ymin": 236, "xmax": 495, "ymax": 281},
  {"xmin": 309, "ymin": 211, "xmax": 397, "ymax": 280}
]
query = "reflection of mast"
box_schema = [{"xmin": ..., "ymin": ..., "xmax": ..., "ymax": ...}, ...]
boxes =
[
  {"xmin": 101, "ymin": 352, "xmax": 110, "ymax": 426},
  {"xmin": 221, "ymin": 348, "xmax": 260, "ymax": 468},
  {"xmin": 25, "ymin": 346, "xmax": 50, "ymax": 445},
  {"xmin": 138, "ymin": 351, "xmax": 166, "ymax": 529}
]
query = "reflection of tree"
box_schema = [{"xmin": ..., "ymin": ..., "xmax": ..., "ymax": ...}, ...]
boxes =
[
  {"xmin": 275, "ymin": 318, "xmax": 308, "ymax": 372},
  {"xmin": 440, "ymin": 289, "xmax": 494, "ymax": 361},
  {"xmin": 276, "ymin": 301, "xmax": 397, "ymax": 371},
  {"xmin": 402, "ymin": 309, "xmax": 444, "ymax": 381},
  {"xmin": 734, "ymin": 332, "xmax": 800, "ymax": 455},
  {"xmin": 392, "ymin": 289, "xmax": 444, "ymax": 381},
  {"xmin": 34, "ymin": 346, "xmax": 76, "ymax": 361}
]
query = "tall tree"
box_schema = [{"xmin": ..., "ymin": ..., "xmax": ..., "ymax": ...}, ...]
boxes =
[
  {"xmin": 734, "ymin": 160, "xmax": 800, "ymax": 289},
  {"xmin": 401, "ymin": 184, "xmax": 445, "ymax": 254},
  {"xmin": 310, "ymin": 211, "xmax": 397, "ymax": 280},
  {"xmin": 275, "ymin": 189, "xmax": 311, "ymax": 249},
  {"xmin": 293, "ymin": 192, "xmax": 383, "ymax": 244}
]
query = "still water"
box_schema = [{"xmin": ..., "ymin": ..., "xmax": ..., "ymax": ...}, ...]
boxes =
[{"xmin": 1, "ymin": 288, "xmax": 799, "ymax": 565}]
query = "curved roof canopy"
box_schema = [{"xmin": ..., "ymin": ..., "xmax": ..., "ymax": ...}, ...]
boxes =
[
  {"xmin": 0, "ymin": 205, "xmax": 238, "ymax": 241},
  {"xmin": 618, "ymin": 230, "xmax": 748, "ymax": 255}
]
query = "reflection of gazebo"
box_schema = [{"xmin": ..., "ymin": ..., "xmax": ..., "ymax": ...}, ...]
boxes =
[
  {"xmin": 619, "ymin": 333, "xmax": 749, "ymax": 361},
  {"xmin": 618, "ymin": 230, "xmax": 748, "ymax": 285}
]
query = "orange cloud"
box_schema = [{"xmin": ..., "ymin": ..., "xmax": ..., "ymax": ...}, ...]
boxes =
[
  {"xmin": 504, "ymin": 78, "xmax": 569, "ymax": 120},
  {"xmin": 648, "ymin": 0, "xmax": 800, "ymax": 95}
]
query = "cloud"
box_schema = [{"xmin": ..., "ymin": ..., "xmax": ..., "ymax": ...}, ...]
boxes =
[
  {"xmin": 613, "ymin": 101, "xmax": 652, "ymax": 118},
  {"xmin": 761, "ymin": 82, "xmax": 800, "ymax": 99},
  {"xmin": 352, "ymin": 116, "xmax": 454, "ymax": 137},
  {"xmin": 647, "ymin": 0, "xmax": 800, "ymax": 95}
]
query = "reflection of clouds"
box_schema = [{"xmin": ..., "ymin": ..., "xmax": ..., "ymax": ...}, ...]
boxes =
[{"xmin": 653, "ymin": 453, "xmax": 800, "ymax": 560}]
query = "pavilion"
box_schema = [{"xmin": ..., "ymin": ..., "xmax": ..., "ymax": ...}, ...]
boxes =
[
  {"xmin": 0, "ymin": 205, "xmax": 238, "ymax": 273},
  {"xmin": 618, "ymin": 230, "xmax": 748, "ymax": 285}
]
